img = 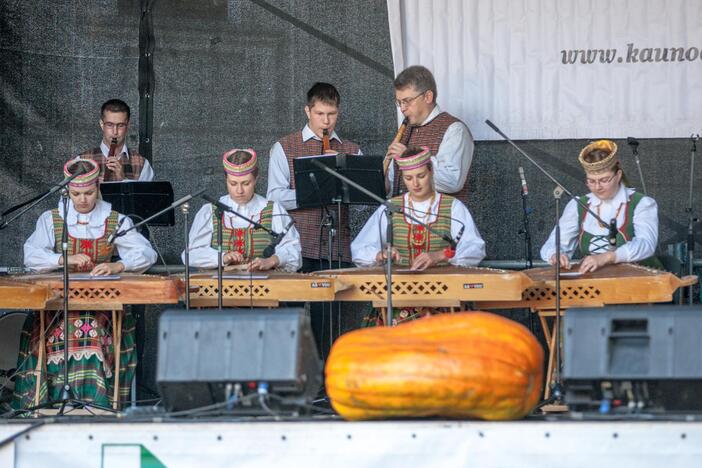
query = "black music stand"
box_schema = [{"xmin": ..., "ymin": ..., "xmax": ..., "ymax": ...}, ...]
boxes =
[
  {"xmin": 294, "ymin": 155, "xmax": 338, "ymax": 209},
  {"xmin": 293, "ymin": 154, "xmax": 385, "ymax": 207},
  {"xmin": 337, "ymin": 155, "xmax": 386, "ymax": 204},
  {"xmin": 293, "ymin": 154, "xmax": 386, "ymax": 360},
  {"xmin": 101, "ymin": 182, "xmax": 175, "ymax": 226}
]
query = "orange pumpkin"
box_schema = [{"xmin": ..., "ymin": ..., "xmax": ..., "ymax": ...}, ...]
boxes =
[{"xmin": 325, "ymin": 311, "xmax": 544, "ymax": 420}]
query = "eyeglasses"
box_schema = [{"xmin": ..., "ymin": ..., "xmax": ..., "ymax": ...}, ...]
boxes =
[
  {"xmin": 585, "ymin": 172, "xmax": 618, "ymax": 187},
  {"xmin": 395, "ymin": 91, "xmax": 427, "ymax": 108},
  {"xmin": 103, "ymin": 122, "xmax": 128, "ymax": 130}
]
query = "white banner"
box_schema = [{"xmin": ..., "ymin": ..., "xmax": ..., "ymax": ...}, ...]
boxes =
[{"xmin": 387, "ymin": 0, "xmax": 702, "ymax": 140}]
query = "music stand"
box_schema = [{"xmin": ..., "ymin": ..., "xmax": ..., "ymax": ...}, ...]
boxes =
[
  {"xmin": 293, "ymin": 154, "xmax": 386, "ymax": 207},
  {"xmin": 293, "ymin": 155, "xmax": 338, "ymax": 209},
  {"xmin": 100, "ymin": 182, "xmax": 175, "ymax": 226},
  {"xmin": 337, "ymin": 155, "xmax": 386, "ymax": 204},
  {"xmin": 293, "ymin": 154, "xmax": 386, "ymax": 358}
]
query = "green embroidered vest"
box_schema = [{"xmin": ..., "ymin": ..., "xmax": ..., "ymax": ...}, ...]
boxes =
[
  {"xmin": 576, "ymin": 192, "xmax": 662, "ymax": 268},
  {"xmin": 391, "ymin": 194, "xmax": 453, "ymax": 266},
  {"xmin": 51, "ymin": 208, "xmax": 120, "ymax": 270},
  {"xmin": 210, "ymin": 201, "xmax": 275, "ymax": 260}
]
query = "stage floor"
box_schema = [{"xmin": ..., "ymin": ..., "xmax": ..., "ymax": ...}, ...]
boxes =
[{"xmin": 2, "ymin": 415, "xmax": 702, "ymax": 467}]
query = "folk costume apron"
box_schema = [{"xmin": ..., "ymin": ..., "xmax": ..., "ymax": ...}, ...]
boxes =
[{"xmin": 12, "ymin": 209, "xmax": 136, "ymax": 410}]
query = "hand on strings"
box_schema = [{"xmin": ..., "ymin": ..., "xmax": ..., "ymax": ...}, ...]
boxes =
[
  {"xmin": 410, "ymin": 250, "xmax": 445, "ymax": 271},
  {"xmin": 223, "ymin": 251, "xmax": 244, "ymax": 265},
  {"xmin": 579, "ymin": 252, "xmax": 616, "ymax": 274},
  {"xmin": 90, "ymin": 261, "xmax": 125, "ymax": 276},
  {"xmin": 549, "ymin": 253, "xmax": 571, "ymax": 270},
  {"xmin": 61, "ymin": 253, "xmax": 93, "ymax": 270},
  {"xmin": 105, "ymin": 156, "xmax": 125, "ymax": 180},
  {"xmin": 249, "ymin": 256, "xmax": 279, "ymax": 272},
  {"xmin": 375, "ymin": 248, "xmax": 400, "ymax": 264}
]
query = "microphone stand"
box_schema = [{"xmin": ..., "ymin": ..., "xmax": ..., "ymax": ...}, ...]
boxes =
[
  {"xmin": 309, "ymin": 159, "xmax": 456, "ymax": 326},
  {"xmin": 486, "ymin": 120, "xmax": 614, "ymax": 409},
  {"xmin": 181, "ymin": 202, "xmax": 191, "ymax": 311},
  {"xmin": 215, "ymin": 204, "xmax": 224, "ymax": 310},
  {"xmin": 551, "ymin": 186, "xmax": 564, "ymax": 404},
  {"xmin": 384, "ymin": 209, "xmax": 393, "ymax": 326},
  {"xmin": 58, "ymin": 189, "xmax": 76, "ymax": 413},
  {"xmin": 519, "ymin": 175, "xmax": 534, "ymax": 270},
  {"xmin": 110, "ymin": 188, "xmax": 205, "ymax": 309},
  {"xmin": 308, "ymin": 172, "xmax": 337, "ymax": 348},
  {"xmin": 686, "ymin": 135, "xmax": 700, "ymax": 305},
  {"xmin": 485, "ymin": 120, "xmax": 610, "ymax": 229},
  {"xmin": 627, "ymin": 138, "xmax": 648, "ymax": 196}
]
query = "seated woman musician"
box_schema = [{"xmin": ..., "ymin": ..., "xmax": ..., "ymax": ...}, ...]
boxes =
[
  {"xmin": 14, "ymin": 159, "xmax": 157, "ymax": 409},
  {"xmin": 351, "ymin": 146, "xmax": 485, "ymax": 325},
  {"xmin": 184, "ymin": 149, "xmax": 302, "ymax": 272},
  {"xmin": 540, "ymin": 139, "xmax": 660, "ymax": 273}
]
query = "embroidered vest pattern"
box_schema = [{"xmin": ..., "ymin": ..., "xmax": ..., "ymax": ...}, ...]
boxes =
[
  {"xmin": 391, "ymin": 194, "xmax": 453, "ymax": 266},
  {"xmin": 209, "ymin": 201, "xmax": 274, "ymax": 260},
  {"xmin": 51, "ymin": 209, "xmax": 119, "ymax": 271}
]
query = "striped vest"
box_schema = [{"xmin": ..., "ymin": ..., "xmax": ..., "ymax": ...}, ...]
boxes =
[
  {"xmin": 391, "ymin": 194, "xmax": 453, "ymax": 266},
  {"xmin": 392, "ymin": 112, "xmax": 469, "ymax": 202},
  {"xmin": 210, "ymin": 201, "xmax": 274, "ymax": 261},
  {"xmin": 279, "ymin": 131, "xmax": 360, "ymax": 261},
  {"xmin": 78, "ymin": 148, "xmax": 146, "ymax": 182},
  {"xmin": 51, "ymin": 209, "xmax": 119, "ymax": 271}
]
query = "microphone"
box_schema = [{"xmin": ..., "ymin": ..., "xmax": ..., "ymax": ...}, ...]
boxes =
[
  {"xmin": 454, "ymin": 224, "xmax": 466, "ymax": 247},
  {"xmin": 626, "ymin": 137, "xmax": 639, "ymax": 148},
  {"xmin": 608, "ymin": 218, "xmax": 618, "ymax": 249},
  {"xmin": 171, "ymin": 188, "xmax": 206, "ymax": 208},
  {"xmin": 108, "ymin": 216, "xmax": 127, "ymax": 244},
  {"xmin": 518, "ymin": 166, "xmax": 528, "ymax": 196},
  {"xmin": 262, "ymin": 219, "xmax": 295, "ymax": 258},
  {"xmin": 202, "ymin": 194, "xmax": 233, "ymax": 215}
]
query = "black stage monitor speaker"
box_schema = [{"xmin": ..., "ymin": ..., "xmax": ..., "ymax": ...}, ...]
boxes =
[
  {"xmin": 157, "ymin": 308, "xmax": 322, "ymax": 413},
  {"xmin": 564, "ymin": 305, "xmax": 702, "ymax": 412}
]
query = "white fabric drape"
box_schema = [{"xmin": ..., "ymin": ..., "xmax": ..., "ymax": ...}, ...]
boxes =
[{"xmin": 387, "ymin": 0, "xmax": 702, "ymax": 140}]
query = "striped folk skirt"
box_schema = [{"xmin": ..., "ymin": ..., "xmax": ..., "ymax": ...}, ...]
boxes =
[{"xmin": 11, "ymin": 310, "xmax": 136, "ymax": 410}]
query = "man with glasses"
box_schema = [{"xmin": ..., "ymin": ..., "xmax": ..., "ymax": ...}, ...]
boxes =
[
  {"xmin": 76, "ymin": 99, "xmax": 154, "ymax": 182},
  {"xmin": 540, "ymin": 140, "xmax": 660, "ymax": 273},
  {"xmin": 385, "ymin": 66, "xmax": 474, "ymax": 201}
]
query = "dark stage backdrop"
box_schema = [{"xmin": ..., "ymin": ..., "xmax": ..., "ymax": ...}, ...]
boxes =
[{"xmin": 1, "ymin": 0, "xmax": 700, "ymax": 394}]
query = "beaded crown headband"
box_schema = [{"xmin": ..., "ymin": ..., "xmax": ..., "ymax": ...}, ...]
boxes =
[
  {"xmin": 578, "ymin": 140, "xmax": 619, "ymax": 174},
  {"xmin": 394, "ymin": 146, "xmax": 432, "ymax": 171},
  {"xmin": 223, "ymin": 148, "xmax": 257, "ymax": 176},
  {"xmin": 63, "ymin": 159, "xmax": 100, "ymax": 187}
]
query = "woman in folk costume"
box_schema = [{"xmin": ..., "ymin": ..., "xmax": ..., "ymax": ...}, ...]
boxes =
[
  {"xmin": 351, "ymin": 146, "xmax": 485, "ymax": 326},
  {"xmin": 540, "ymin": 139, "xmax": 660, "ymax": 273},
  {"xmin": 184, "ymin": 149, "xmax": 302, "ymax": 271},
  {"xmin": 14, "ymin": 159, "xmax": 156, "ymax": 409}
]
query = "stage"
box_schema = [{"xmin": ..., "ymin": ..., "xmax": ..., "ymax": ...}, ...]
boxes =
[{"xmin": 2, "ymin": 415, "xmax": 702, "ymax": 467}]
